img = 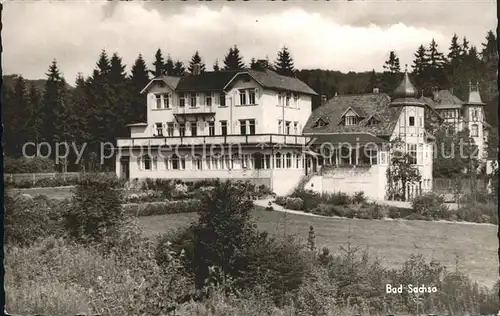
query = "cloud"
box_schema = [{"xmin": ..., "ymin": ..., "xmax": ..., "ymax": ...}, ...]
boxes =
[{"xmin": 3, "ymin": 1, "xmax": 495, "ymax": 82}]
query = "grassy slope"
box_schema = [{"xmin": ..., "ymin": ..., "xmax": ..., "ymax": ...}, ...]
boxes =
[{"xmin": 138, "ymin": 207, "xmax": 498, "ymax": 288}]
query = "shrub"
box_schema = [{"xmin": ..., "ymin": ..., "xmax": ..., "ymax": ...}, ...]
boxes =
[
  {"xmin": 455, "ymin": 203, "xmax": 497, "ymax": 224},
  {"xmin": 4, "ymin": 156, "xmax": 55, "ymax": 173},
  {"xmin": 274, "ymin": 196, "xmax": 287, "ymax": 206},
  {"xmin": 412, "ymin": 192, "xmax": 449, "ymax": 219},
  {"xmin": 5, "ymin": 193, "xmax": 67, "ymax": 247},
  {"xmin": 285, "ymin": 197, "xmax": 304, "ymax": 210},
  {"xmin": 63, "ymin": 174, "xmax": 125, "ymax": 243},
  {"xmin": 310, "ymin": 203, "xmax": 343, "ymax": 217},
  {"xmin": 405, "ymin": 213, "xmax": 430, "ymax": 221},
  {"xmin": 352, "ymin": 191, "xmax": 366, "ymax": 204},
  {"xmin": 123, "ymin": 199, "xmax": 202, "ymax": 217}
]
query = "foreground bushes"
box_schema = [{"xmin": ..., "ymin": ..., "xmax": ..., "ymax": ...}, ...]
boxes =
[
  {"xmin": 123, "ymin": 199, "xmax": 202, "ymax": 217},
  {"xmin": 5, "ymin": 177, "xmax": 499, "ymax": 315}
]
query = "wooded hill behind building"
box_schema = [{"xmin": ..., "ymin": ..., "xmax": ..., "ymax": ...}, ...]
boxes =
[{"xmin": 2, "ymin": 30, "xmax": 498, "ymax": 173}]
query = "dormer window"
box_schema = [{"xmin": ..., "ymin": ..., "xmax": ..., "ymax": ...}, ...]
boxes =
[
  {"xmin": 345, "ymin": 115, "xmax": 358, "ymax": 126},
  {"xmin": 367, "ymin": 117, "xmax": 379, "ymax": 126},
  {"xmin": 341, "ymin": 107, "xmax": 364, "ymax": 126},
  {"xmin": 313, "ymin": 118, "xmax": 328, "ymax": 128}
]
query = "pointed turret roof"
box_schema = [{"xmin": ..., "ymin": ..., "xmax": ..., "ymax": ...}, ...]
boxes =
[
  {"xmin": 466, "ymin": 81, "xmax": 485, "ymax": 105},
  {"xmin": 393, "ymin": 67, "xmax": 419, "ymax": 99},
  {"xmin": 390, "ymin": 65, "xmax": 425, "ymax": 107}
]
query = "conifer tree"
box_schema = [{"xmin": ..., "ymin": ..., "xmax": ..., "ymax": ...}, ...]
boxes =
[
  {"xmin": 109, "ymin": 53, "xmax": 127, "ymax": 85},
  {"xmin": 250, "ymin": 57, "xmax": 259, "ymax": 70},
  {"xmin": 223, "ymin": 45, "xmax": 245, "ymax": 70},
  {"xmin": 366, "ymin": 69, "xmax": 381, "ymax": 93},
  {"xmin": 95, "ymin": 50, "xmax": 111, "ymax": 79},
  {"xmin": 274, "ymin": 46, "xmax": 295, "ymax": 76},
  {"xmin": 151, "ymin": 48, "xmax": 166, "ymax": 77},
  {"xmin": 9, "ymin": 76, "xmax": 30, "ymax": 156},
  {"xmin": 27, "ymin": 83, "xmax": 43, "ymax": 146},
  {"xmin": 173, "ymin": 60, "xmax": 186, "ymax": 76},
  {"xmin": 188, "ymin": 51, "xmax": 206, "ymax": 73},
  {"xmin": 165, "ymin": 54, "xmax": 175, "ymax": 76},
  {"xmin": 129, "ymin": 54, "xmax": 150, "ymax": 123},
  {"xmin": 382, "ymin": 51, "xmax": 401, "ymax": 93},
  {"xmin": 425, "ymin": 39, "xmax": 449, "ymax": 92},
  {"xmin": 41, "ymin": 60, "xmax": 70, "ymax": 151},
  {"xmin": 213, "ymin": 59, "xmax": 220, "ymax": 72}
]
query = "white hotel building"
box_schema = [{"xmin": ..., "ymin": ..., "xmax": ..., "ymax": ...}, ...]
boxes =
[{"xmin": 115, "ymin": 63, "xmax": 318, "ymax": 195}]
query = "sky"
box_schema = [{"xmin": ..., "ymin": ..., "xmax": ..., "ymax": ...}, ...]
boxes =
[{"xmin": 3, "ymin": 0, "xmax": 497, "ymax": 82}]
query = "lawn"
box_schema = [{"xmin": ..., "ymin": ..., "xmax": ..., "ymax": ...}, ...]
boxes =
[{"xmin": 138, "ymin": 206, "xmax": 499, "ymax": 288}]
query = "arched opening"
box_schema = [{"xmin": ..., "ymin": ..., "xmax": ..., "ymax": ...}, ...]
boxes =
[{"xmin": 253, "ymin": 152, "xmax": 264, "ymax": 170}]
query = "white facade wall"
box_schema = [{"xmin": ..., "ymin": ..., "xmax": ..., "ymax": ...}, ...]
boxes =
[{"xmin": 391, "ymin": 105, "xmax": 433, "ymax": 190}]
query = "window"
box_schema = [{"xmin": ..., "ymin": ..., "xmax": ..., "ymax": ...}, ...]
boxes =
[
  {"xmin": 278, "ymin": 93, "xmax": 283, "ymax": 106},
  {"xmin": 407, "ymin": 144, "xmax": 417, "ymax": 165},
  {"xmin": 285, "ymin": 121, "xmax": 291, "ymax": 135},
  {"xmin": 164, "ymin": 158, "xmax": 169, "ymax": 170},
  {"xmin": 155, "ymin": 94, "xmax": 162, "ymax": 109},
  {"xmin": 367, "ymin": 148, "xmax": 378, "ymax": 165},
  {"xmin": 219, "ymin": 93, "xmax": 226, "ymax": 107},
  {"xmin": 190, "ymin": 122, "xmax": 197, "ymax": 136},
  {"xmin": 471, "ymin": 108, "xmax": 478, "ymax": 121},
  {"xmin": 345, "ymin": 116, "xmax": 357, "ymax": 126},
  {"xmin": 314, "ymin": 119, "xmax": 327, "ymax": 128},
  {"xmin": 179, "ymin": 93, "xmax": 186, "ymax": 107},
  {"xmin": 293, "ymin": 93, "xmax": 299, "ymax": 106},
  {"xmin": 143, "ymin": 155, "xmax": 151, "ymax": 170},
  {"xmin": 295, "ymin": 154, "xmax": 301, "ymax": 168},
  {"xmin": 239, "ymin": 89, "xmax": 247, "ymax": 105},
  {"xmin": 206, "ymin": 93, "xmax": 212, "ymax": 107},
  {"xmin": 409, "ymin": 116, "xmax": 415, "ymax": 126},
  {"xmin": 240, "ymin": 120, "xmax": 247, "ymax": 135},
  {"xmin": 286, "ymin": 93, "xmax": 291, "ymax": 107},
  {"xmin": 419, "ymin": 117, "xmax": 423, "ymax": 127},
  {"xmin": 179, "ymin": 123, "xmax": 185, "ymax": 137},
  {"xmin": 208, "ymin": 121, "xmax": 215, "ymax": 136},
  {"xmin": 190, "ymin": 93, "xmax": 197, "ymax": 108},
  {"xmin": 248, "ymin": 119, "xmax": 256, "ymax": 135},
  {"xmin": 278, "ymin": 120, "xmax": 283, "ymax": 134},
  {"xmin": 294, "ymin": 122, "xmax": 298, "ymax": 134},
  {"xmin": 193, "ymin": 154, "xmax": 203, "ymax": 170},
  {"xmin": 155, "ymin": 123, "xmax": 163, "ymax": 136},
  {"xmin": 248, "ymin": 89, "xmax": 256, "ymax": 104},
  {"xmin": 167, "ymin": 123, "xmax": 174, "ymax": 136},
  {"xmin": 286, "ymin": 153, "xmax": 292, "ymax": 168},
  {"xmin": 220, "ymin": 121, "xmax": 227, "ymax": 136},
  {"xmin": 171, "ymin": 154, "xmax": 185, "ymax": 170},
  {"xmin": 471, "ymin": 124, "xmax": 478, "ymax": 137},
  {"xmin": 164, "ymin": 93, "xmax": 171, "ymax": 109},
  {"xmin": 446, "ymin": 126, "xmax": 455, "ymax": 136},
  {"xmin": 275, "ymin": 153, "xmax": 282, "ymax": 168}
]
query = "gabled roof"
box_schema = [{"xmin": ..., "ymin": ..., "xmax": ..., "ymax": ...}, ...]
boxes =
[
  {"xmin": 431, "ymin": 90, "xmax": 464, "ymax": 109},
  {"xmin": 303, "ymin": 93, "xmax": 400, "ymax": 137},
  {"xmin": 224, "ymin": 69, "xmax": 318, "ymax": 95},
  {"xmin": 175, "ymin": 70, "xmax": 239, "ymax": 92},
  {"xmin": 341, "ymin": 106, "xmax": 367, "ymax": 118},
  {"xmin": 140, "ymin": 76, "xmax": 181, "ymax": 94}
]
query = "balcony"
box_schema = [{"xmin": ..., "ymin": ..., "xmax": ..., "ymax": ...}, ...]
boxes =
[
  {"xmin": 116, "ymin": 134, "xmax": 311, "ymax": 148},
  {"xmin": 173, "ymin": 105, "xmax": 216, "ymax": 115}
]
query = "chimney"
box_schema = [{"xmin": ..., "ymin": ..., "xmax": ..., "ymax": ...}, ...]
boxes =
[
  {"xmin": 321, "ymin": 95, "xmax": 327, "ymax": 106},
  {"xmin": 192, "ymin": 63, "xmax": 201, "ymax": 75},
  {"xmin": 373, "ymin": 88, "xmax": 379, "ymax": 94},
  {"xmin": 256, "ymin": 59, "xmax": 269, "ymax": 70}
]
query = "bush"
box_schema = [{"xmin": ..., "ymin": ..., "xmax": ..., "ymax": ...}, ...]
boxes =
[
  {"xmin": 310, "ymin": 204, "xmax": 343, "ymax": 217},
  {"xmin": 412, "ymin": 192, "xmax": 449, "ymax": 219},
  {"xmin": 274, "ymin": 196, "xmax": 287, "ymax": 206},
  {"xmin": 352, "ymin": 191, "xmax": 366, "ymax": 204},
  {"xmin": 4, "ymin": 156, "xmax": 55, "ymax": 173},
  {"xmin": 5, "ymin": 193, "xmax": 67, "ymax": 247},
  {"xmin": 285, "ymin": 197, "xmax": 304, "ymax": 210},
  {"xmin": 123, "ymin": 199, "xmax": 202, "ymax": 217},
  {"xmin": 63, "ymin": 174, "xmax": 125, "ymax": 243},
  {"xmin": 455, "ymin": 203, "xmax": 497, "ymax": 224}
]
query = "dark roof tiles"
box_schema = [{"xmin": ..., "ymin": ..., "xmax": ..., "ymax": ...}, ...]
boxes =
[{"xmin": 303, "ymin": 93, "xmax": 400, "ymax": 137}]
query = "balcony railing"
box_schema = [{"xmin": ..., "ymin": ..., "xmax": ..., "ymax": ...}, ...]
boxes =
[
  {"xmin": 173, "ymin": 105, "xmax": 215, "ymax": 115},
  {"xmin": 117, "ymin": 134, "xmax": 311, "ymax": 148}
]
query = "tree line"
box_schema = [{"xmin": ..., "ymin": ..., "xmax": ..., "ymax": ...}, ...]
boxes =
[{"xmin": 2, "ymin": 30, "xmax": 497, "ymax": 171}]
